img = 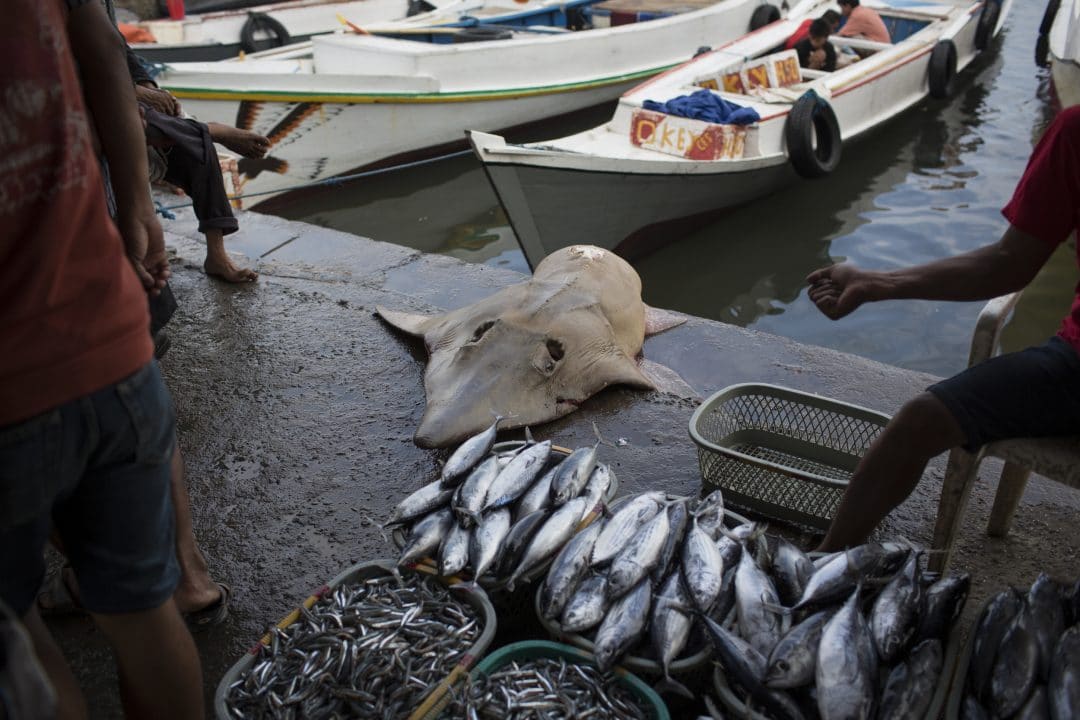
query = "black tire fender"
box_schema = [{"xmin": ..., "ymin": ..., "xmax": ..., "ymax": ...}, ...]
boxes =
[
  {"xmin": 1040, "ymin": 0, "xmax": 1061, "ymax": 35},
  {"xmin": 240, "ymin": 12, "xmax": 291, "ymax": 54},
  {"xmin": 928, "ymin": 39, "xmax": 957, "ymax": 99},
  {"xmin": 750, "ymin": 3, "xmax": 781, "ymax": 31},
  {"xmin": 785, "ymin": 90, "xmax": 842, "ymax": 179},
  {"xmin": 974, "ymin": 0, "xmax": 1000, "ymax": 51}
]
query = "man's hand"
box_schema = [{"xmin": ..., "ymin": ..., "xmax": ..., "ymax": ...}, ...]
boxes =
[
  {"xmin": 806, "ymin": 263, "xmax": 876, "ymax": 320},
  {"xmin": 119, "ymin": 204, "xmax": 170, "ymax": 295},
  {"xmin": 135, "ymin": 84, "xmax": 180, "ymax": 116},
  {"xmin": 809, "ymin": 49, "xmax": 827, "ymax": 70}
]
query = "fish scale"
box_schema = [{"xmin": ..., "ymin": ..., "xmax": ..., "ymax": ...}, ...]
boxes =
[
  {"xmin": 735, "ymin": 543, "xmax": 786, "ymax": 659},
  {"xmin": 870, "ymin": 551, "xmax": 923, "ymax": 663},
  {"xmin": 593, "ymin": 579, "xmax": 652, "ymax": 673},
  {"xmin": 539, "ymin": 520, "xmax": 604, "ymax": 621},
  {"xmin": 816, "ymin": 586, "xmax": 878, "ymax": 720},
  {"xmin": 606, "ymin": 505, "xmax": 670, "ymax": 600},
  {"xmin": 440, "ymin": 416, "xmax": 502, "ymax": 486},
  {"xmin": 591, "ymin": 492, "xmax": 665, "ymax": 566},
  {"xmin": 453, "ymin": 454, "xmax": 501, "ymax": 527},
  {"xmin": 507, "ymin": 496, "xmax": 589, "ymax": 591},
  {"xmin": 680, "ymin": 517, "xmax": 724, "ymax": 612},
  {"xmin": 483, "ymin": 440, "xmax": 552, "ymax": 511},
  {"xmin": 551, "ymin": 442, "xmax": 599, "ymax": 505},
  {"xmin": 470, "ymin": 507, "xmax": 512, "ymax": 582}
]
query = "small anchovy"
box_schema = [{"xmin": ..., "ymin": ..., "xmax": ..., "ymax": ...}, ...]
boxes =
[
  {"xmin": 224, "ymin": 573, "xmax": 483, "ymax": 719},
  {"xmin": 455, "ymin": 656, "xmax": 650, "ymax": 719},
  {"xmin": 441, "ymin": 415, "xmax": 503, "ymax": 487}
]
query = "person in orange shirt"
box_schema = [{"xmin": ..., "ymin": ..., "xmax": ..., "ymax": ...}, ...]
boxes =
[{"xmin": 837, "ymin": 0, "xmax": 891, "ymax": 44}]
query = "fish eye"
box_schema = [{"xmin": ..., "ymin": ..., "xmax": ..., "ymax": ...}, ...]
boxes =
[
  {"xmin": 546, "ymin": 339, "xmax": 565, "ymax": 362},
  {"xmin": 471, "ymin": 321, "xmax": 495, "ymax": 343}
]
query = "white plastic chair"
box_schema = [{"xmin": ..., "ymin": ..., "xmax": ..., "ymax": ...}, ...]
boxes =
[{"xmin": 929, "ymin": 291, "xmax": 1080, "ymax": 572}]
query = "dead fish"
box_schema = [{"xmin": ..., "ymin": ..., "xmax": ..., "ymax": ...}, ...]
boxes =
[
  {"xmin": 494, "ymin": 508, "xmax": 550, "ymax": 579},
  {"xmin": 765, "ymin": 611, "xmax": 830, "ymax": 689},
  {"xmin": 968, "ymin": 588, "xmax": 1024, "ymax": 704},
  {"xmin": 709, "ymin": 566, "xmax": 738, "ymax": 626},
  {"xmin": 1049, "ymin": 625, "xmax": 1080, "ymax": 720},
  {"xmin": 793, "ymin": 543, "xmax": 906, "ymax": 613},
  {"xmin": 990, "ymin": 614, "xmax": 1040, "ymax": 718},
  {"xmin": 715, "ymin": 533, "xmax": 743, "ymax": 572},
  {"xmin": 437, "ymin": 520, "xmax": 471, "ymax": 577},
  {"xmin": 561, "ymin": 574, "xmax": 609, "ymax": 633},
  {"xmin": 591, "ymin": 492, "xmax": 665, "ymax": 566},
  {"xmin": 551, "ymin": 442, "xmax": 600, "ymax": 506},
  {"xmin": 735, "ymin": 543, "xmax": 786, "ymax": 658},
  {"xmin": 651, "ymin": 499, "xmax": 690, "ymax": 587},
  {"xmin": 386, "ymin": 479, "xmax": 454, "ymax": 527},
  {"xmin": 693, "ymin": 489, "xmax": 726, "ymax": 540},
  {"xmin": 877, "ymin": 639, "xmax": 943, "ymax": 720},
  {"xmin": 577, "ymin": 463, "xmax": 613, "ymax": 522},
  {"xmin": 870, "ymin": 551, "xmax": 923, "ymax": 663},
  {"xmin": 440, "ymin": 415, "xmax": 502, "ymax": 486},
  {"xmin": 594, "ymin": 579, "xmax": 652, "ymax": 673},
  {"xmin": 452, "ymin": 455, "xmax": 501, "ymax": 528},
  {"xmin": 650, "ymin": 572, "xmax": 695, "ymax": 699},
  {"xmin": 507, "ymin": 496, "xmax": 589, "ymax": 591},
  {"xmin": 483, "ymin": 440, "xmax": 552, "ymax": 511},
  {"xmin": 961, "ymin": 695, "xmax": 991, "ymax": 720},
  {"xmin": 468, "ymin": 508, "xmax": 511, "ymax": 582},
  {"xmin": 538, "ymin": 519, "xmax": 604, "ymax": 620},
  {"xmin": 398, "ymin": 508, "xmax": 455, "ymax": 566},
  {"xmin": 514, "ymin": 464, "xmax": 558, "ymax": 519},
  {"xmin": 680, "ymin": 517, "xmax": 724, "ymax": 612},
  {"xmin": 816, "ymin": 586, "xmax": 877, "ymax": 720},
  {"xmin": 1019, "ymin": 574, "xmax": 1066, "ymax": 681},
  {"xmin": 916, "ymin": 573, "xmax": 969, "ymax": 642},
  {"xmin": 1016, "ymin": 685, "xmax": 1051, "ymax": 720},
  {"xmin": 771, "ymin": 538, "xmax": 815, "ymax": 608},
  {"xmin": 607, "ymin": 505, "xmax": 671, "ymax": 600}
]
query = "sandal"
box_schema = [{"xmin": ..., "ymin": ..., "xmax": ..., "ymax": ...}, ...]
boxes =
[
  {"xmin": 37, "ymin": 565, "xmax": 85, "ymax": 617},
  {"xmin": 183, "ymin": 582, "xmax": 231, "ymax": 633}
]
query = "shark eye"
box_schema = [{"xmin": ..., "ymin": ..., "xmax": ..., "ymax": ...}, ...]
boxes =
[
  {"xmin": 546, "ymin": 339, "xmax": 565, "ymax": 362},
  {"xmin": 470, "ymin": 321, "xmax": 495, "ymax": 343}
]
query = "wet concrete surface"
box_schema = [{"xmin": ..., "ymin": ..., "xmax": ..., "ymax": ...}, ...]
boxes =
[{"xmin": 51, "ymin": 206, "xmax": 1080, "ymax": 717}]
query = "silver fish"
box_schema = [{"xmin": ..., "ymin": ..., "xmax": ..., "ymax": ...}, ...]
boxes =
[
  {"xmin": 591, "ymin": 492, "xmax": 665, "ymax": 566},
  {"xmin": 607, "ymin": 506, "xmax": 671, "ymax": 600},
  {"xmin": 916, "ymin": 572, "xmax": 970, "ymax": 643},
  {"xmin": 483, "ymin": 440, "xmax": 552, "ymax": 511},
  {"xmin": 577, "ymin": 463, "xmax": 613, "ymax": 521},
  {"xmin": 594, "ymin": 579, "xmax": 652, "ymax": 673},
  {"xmin": 452, "ymin": 455, "xmax": 501, "ymax": 527},
  {"xmin": 877, "ymin": 639, "xmax": 943, "ymax": 720},
  {"xmin": 816, "ymin": 586, "xmax": 877, "ymax": 720},
  {"xmin": 651, "ymin": 499, "xmax": 689, "ymax": 586},
  {"xmin": 507, "ymin": 496, "xmax": 589, "ymax": 591},
  {"xmin": 650, "ymin": 571, "xmax": 695, "ymax": 699},
  {"xmin": 1049, "ymin": 625, "xmax": 1080, "ymax": 720},
  {"xmin": 440, "ymin": 415, "xmax": 502, "ymax": 486},
  {"xmin": 1016, "ymin": 685, "xmax": 1052, "ymax": 720},
  {"xmin": 551, "ymin": 442, "xmax": 599, "ymax": 505},
  {"xmin": 871, "ymin": 551, "xmax": 923, "ymax": 663},
  {"xmin": 693, "ymin": 488, "xmax": 726, "ymax": 539},
  {"xmin": 968, "ymin": 588, "xmax": 1023, "ymax": 704},
  {"xmin": 991, "ymin": 614, "xmax": 1040, "ymax": 718},
  {"xmin": 765, "ymin": 611, "xmax": 830, "ymax": 689},
  {"xmin": 398, "ymin": 508, "xmax": 455, "ymax": 566},
  {"xmin": 539, "ymin": 519, "xmax": 604, "ymax": 620},
  {"xmin": 735, "ymin": 543, "xmax": 786, "ymax": 658},
  {"xmin": 494, "ymin": 508, "xmax": 550, "ymax": 579},
  {"xmin": 680, "ymin": 516, "xmax": 724, "ymax": 612},
  {"xmin": 561, "ymin": 574, "xmax": 609, "ymax": 633},
  {"xmin": 386, "ymin": 479, "xmax": 454, "ymax": 527},
  {"xmin": 715, "ymin": 533, "xmax": 743, "ymax": 572},
  {"xmin": 1017, "ymin": 574, "xmax": 1066, "ymax": 681},
  {"xmin": 771, "ymin": 538, "xmax": 815, "ymax": 608},
  {"xmin": 793, "ymin": 543, "xmax": 906, "ymax": 613},
  {"xmin": 437, "ymin": 520, "xmax": 471, "ymax": 577},
  {"xmin": 469, "ymin": 508, "xmax": 511, "ymax": 581},
  {"xmin": 514, "ymin": 464, "xmax": 558, "ymax": 519}
]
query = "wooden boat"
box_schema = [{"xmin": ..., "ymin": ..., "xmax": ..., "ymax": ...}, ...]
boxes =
[
  {"xmin": 469, "ymin": 0, "xmax": 1011, "ymax": 269},
  {"xmin": 157, "ymin": 0, "xmax": 781, "ymax": 205},
  {"xmin": 1044, "ymin": 0, "xmax": 1080, "ymax": 108}
]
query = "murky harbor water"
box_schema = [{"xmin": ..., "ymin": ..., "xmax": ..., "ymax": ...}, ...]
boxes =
[{"xmin": 270, "ymin": 0, "xmax": 1074, "ymax": 378}]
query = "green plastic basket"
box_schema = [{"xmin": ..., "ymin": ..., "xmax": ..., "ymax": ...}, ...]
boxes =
[
  {"xmin": 462, "ymin": 640, "xmax": 670, "ymax": 720},
  {"xmin": 689, "ymin": 383, "xmax": 891, "ymax": 531}
]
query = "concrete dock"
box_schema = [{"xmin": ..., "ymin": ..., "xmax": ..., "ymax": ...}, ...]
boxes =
[{"xmin": 49, "ymin": 207, "xmax": 1080, "ymax": 716}]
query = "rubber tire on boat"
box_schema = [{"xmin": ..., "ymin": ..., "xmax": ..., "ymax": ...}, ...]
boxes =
[
  {"xmin": 1036, "ymin": 32, "xmax": 1052, "ymax": 68},
  {"xmin": 785, "ymin": 91, "xmax": 841, "ymax": 179},
  {"xmin": 928, "ymin": 40, "xmax": 957, "ymax": 99},
  {"xmin": 240, "ymin": 12, "xmax": 291, "ymax": 54},
  {"xmin": 974, "ymin": 0, "xmax": 999, "ymax": 51},
  {"xmin": 451, "ymin": 26, "xmax": 515, "ymax": 42},
  {"xmin": 407, "ymin": 0, "xmax": 436, "ymax": 16},
  {"xmin": 749, "ymin": 3, "xmax": 781, "ymax": 31},
  {"xmin": 1041, "ymin": 0, "xmax": 1061, "ymax": 35}
]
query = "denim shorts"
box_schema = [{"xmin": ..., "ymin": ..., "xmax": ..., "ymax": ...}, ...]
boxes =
[
  {"xmin": 928, "ymin": 336, "xmax": 1080, "ymax": 452},
  {"xmin": 0, "ymin": 362, "xmax": 180, "ymax": 616}
]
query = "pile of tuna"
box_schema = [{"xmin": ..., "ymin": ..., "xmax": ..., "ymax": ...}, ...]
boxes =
[
  {"xmin": 536, "ymin": 489, "xmax": 731, "ymax": 693},
  {"xmin": 703, "ymin": 542, "xmax": 969, "ymax": 720},
  {"xmin": 957, "ymin": 573, "xmax": 1080, "ymax": 719},
  {"xmin": 387, "ymin": 419, "xmax": 612, "ymax": 589}
]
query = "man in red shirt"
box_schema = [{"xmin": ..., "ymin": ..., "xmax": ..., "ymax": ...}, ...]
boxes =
[
  {"xmin": 0, "ymin": 1, "xmax": 204, "ymax": 717},
  {"xmin": 807, "ymin": 106, "xmax": 1080, "ymax": 551}
]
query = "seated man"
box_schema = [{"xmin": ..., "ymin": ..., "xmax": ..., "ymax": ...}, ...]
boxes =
[
  {"xmin": 785, "ymin": 10, "xmax": 840, "ymax": 51},
  {"xmin": 837, "ymin": 0, "xmax": 891, "ymax": 44},
  {"xmin": 795, "ymin": 18, "xmax": 838, "ymax": 72},
  {"xmin": 806, "ymin": 106, "xmax": 1080, "ymax": 552}
]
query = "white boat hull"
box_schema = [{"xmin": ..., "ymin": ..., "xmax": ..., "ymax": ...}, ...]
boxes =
[{"xmin": 1049, "ymin": 0, "xmax": 1080, "ymax": 108}]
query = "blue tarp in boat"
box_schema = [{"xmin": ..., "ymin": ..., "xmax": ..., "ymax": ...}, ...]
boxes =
[{"xmin": 643, "ymin": 89, "xmax": 760, "ymax": 125}]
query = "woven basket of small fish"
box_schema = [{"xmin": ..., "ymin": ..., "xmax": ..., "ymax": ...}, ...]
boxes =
[
  {"xmin": 387, "ymin": 431, "xmax": 619, "ymax": 600},
  {"xmin": 689, "ymin": 383, "xmax": 891, "ymax": 532},
  {"xmin": 442, "ymin": 640, "xmax": 671, "ymax": 720},
  {"xmin": 213, "ymin": 559, "xmax": 496, "ymax": 720},
  {"xmin": 703, "ymin": 541, "xmax": 969, "ymax": 720},
  {"xmin": 945, "ymin": 572, "xmax": 1080, "ymax": 720},
  {"xmin": 533, "ymin": 489, "xmax": 753, "ymax": 698}
]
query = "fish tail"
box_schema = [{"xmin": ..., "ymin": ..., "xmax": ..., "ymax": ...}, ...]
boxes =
[
  {"xmin": 762, "ymin": 601, "xmax": 793, "ymax": 616},
  {"xmin": 592, "ymin": 421, "xmax": 613, "ymax": 448},
  {"xmin": 653, "ymin": 673, "xmax": 694, "ymax": 700},
  {"xmin": 524, "ymin": 426, "xmax": 536, "ymax": 445}
]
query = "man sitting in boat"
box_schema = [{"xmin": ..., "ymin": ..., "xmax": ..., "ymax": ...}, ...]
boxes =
[
  {"xmin": 785, "ymin": 10, "xmax": 840, "ymax": 51},
  {"xmin": 794, "ymin": 18, "xmax": 838, "ymax": 72},
  {"xmin": 836, "ymin": 0, "xmax": 891, "ymax": 43}
]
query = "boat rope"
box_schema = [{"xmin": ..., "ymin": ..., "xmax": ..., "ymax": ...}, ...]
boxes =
[{"xmin": 154, "ymin": 148, "xmax": 473, "ymax": 212}]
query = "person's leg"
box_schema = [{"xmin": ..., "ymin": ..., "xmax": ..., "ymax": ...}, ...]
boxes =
[
  {"xmin": 20, "ymin": 607, "xmax": 87, "ymax": 720},
  {"xmin": 169, "ymin": 440, "xmax": 222, "ymax": 615},
  {"xmin": 203, "ymin": 227, "xmax": 257, "ymax": 283},
  {"xmin": 205, "ymin": 122, "xmax": 270, "ymax": 160},
  {"xmin": 817, "ymin": 392, "xmax": 965, "ymax": 551}
]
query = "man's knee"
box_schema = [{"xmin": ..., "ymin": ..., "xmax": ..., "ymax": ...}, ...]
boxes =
[{"xmin": 884, "ymin": 392, "xmax": 965, "ymax": 455}]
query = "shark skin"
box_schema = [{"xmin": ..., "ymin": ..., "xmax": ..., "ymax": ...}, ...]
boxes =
[{"xmin": 376, "ymin": 245, "xmax": 686, "ymax": 448}]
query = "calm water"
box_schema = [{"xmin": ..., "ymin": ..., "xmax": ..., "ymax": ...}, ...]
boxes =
[{"xmin": 271, "ymin": 0, "xmax": 1076, "ymax": 378}]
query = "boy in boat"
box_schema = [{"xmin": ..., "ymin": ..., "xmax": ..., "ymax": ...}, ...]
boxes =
[
  {"xmin": 806, "ymin": 106, "xmax": 1080, "ymax": 552},
  {"xmin": 837, "ymin": 0, "xmax": 891, "ymax": 44},
  {"xmin": 795, "ymin": 18, "xmax": 839, "ymax": 72},
  {"xmin": 785, "ymin": 9, "xmax": 841, "ymax": 51}
]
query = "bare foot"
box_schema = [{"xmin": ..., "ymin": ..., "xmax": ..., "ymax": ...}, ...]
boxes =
[
  {"xmin": 204, "ymin": 254, "xmax": 258, "ymax": 283},
  {"xmin": 208, "ymin": 123, "xmax": 270, "ymax": 159}
]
